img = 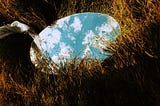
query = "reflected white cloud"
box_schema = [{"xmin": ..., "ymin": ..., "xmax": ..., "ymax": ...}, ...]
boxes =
[
  {"xmin": 108, "ymin": 16, "xmax": 118, "ymax": 28},
  {"xmin": 68, "ymin": 34, "xmax": 76, "ymax": 42},
  {"xmin": 82, "ymin": 30, "xmax": 96, "ymax": 45},
  {"xmin": 59, "ymin": 42, "xmax": 73, "ymax": 57},
  {"xmin": 96, "ymin": 23, "xmax": 113, "ymax": 35},
  {"xmin": 51, "ymin": 42, "xmax": 73, "ymax": 64},
  {"xmin": 39, "ymin": 28, "xmax": 61, "ymax": 51},
  {"xmin": 82, "ymin": 46, "xmax": 92, "ymax": 58},
  {"xmin": 70, "ymin": 17, "xmax": 82, "ymax": 32},
  {"xmin": 51, "ymin": 55, "xmax": 61, "ymax": 65},
  {"xmin": 57, "ymin": 16, "xmax": 70, "ymax": 29}
]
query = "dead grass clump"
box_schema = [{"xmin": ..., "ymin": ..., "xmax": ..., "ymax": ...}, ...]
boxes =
[{"xmin": 0, "ymin": 0, "xmax": 160, "ymax": 105}]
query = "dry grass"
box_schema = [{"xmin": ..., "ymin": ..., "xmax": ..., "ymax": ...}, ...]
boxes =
[{"xmin": 0, "ymin": 0, "xmax": 160, "ymax": 105}]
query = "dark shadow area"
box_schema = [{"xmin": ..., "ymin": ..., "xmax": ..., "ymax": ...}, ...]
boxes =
[{"xmin": 0, "ymin": 33, "xmax": 34, "ymax": 85}]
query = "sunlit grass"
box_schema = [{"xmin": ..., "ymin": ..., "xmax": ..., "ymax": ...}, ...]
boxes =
[{"xmin": 0, "ymin": 0, "xmax": 160, "ymax": 105}]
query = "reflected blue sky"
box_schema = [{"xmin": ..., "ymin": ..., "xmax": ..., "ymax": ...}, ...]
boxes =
[{"xmin": 35, "ymin": 12, "xmax": 121, "ymax": 65}]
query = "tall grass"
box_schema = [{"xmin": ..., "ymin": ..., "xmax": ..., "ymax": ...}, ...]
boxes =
[{"xmin": 0, "ymin": 0, "xmax": 160, "ymax": 105}]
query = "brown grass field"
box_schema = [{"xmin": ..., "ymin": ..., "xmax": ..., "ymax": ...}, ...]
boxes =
[{"xmin": 0, "ymin": 0, "xmax": 160, "ymax": 105}]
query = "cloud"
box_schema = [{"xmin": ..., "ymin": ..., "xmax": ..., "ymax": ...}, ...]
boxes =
[
  {"xmin": 96, "ymin": 23, "xmax": 113, "ymax": 35},
  {"xmin": 39, "ymin": 27, "xmax": 61, "ymax": 51},
  {"xmin": 51, "ymin": 42, "xmax": 73, "ymax": 65},
  {"xmin": 67, "ymin": 34, "xmax": 76, "ymax": 43},
  {"xmin": 81, "ymin": 46, "xmax": 92, "ymax": 58},
  {"xmin": 57, "ymin": 16, "xmax": 70, "ymax": 29},
  {"xmin": 108, "ymin": 16, "xmax": 118, "ymax": 28},
  {"xmin": 70, "ymin": 17, "xmax": 82, "ymax": 32},
  {"xmin": 82, "ymin": 30, "xmax": 96, "ymax": 45},
  {"xmin": 59, "ymin": 42, "xmax": 73, "ymax": 57},
  {"xmin": 51, "ymin": 55, "xmax": 61, "ymax": 65},
  {"xmin": 68, "ymin": 34, "xmax": 76, "ymax": 41}
]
